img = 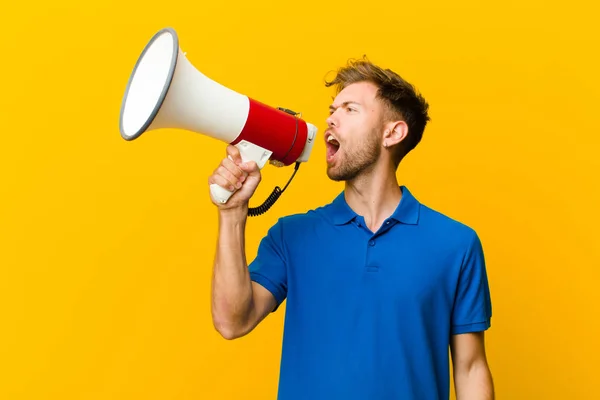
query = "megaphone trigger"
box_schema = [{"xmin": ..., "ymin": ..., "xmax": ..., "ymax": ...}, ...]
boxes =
[{"xmin": 209, "ymin": 140, "xmax": 273, "ymax": 204}]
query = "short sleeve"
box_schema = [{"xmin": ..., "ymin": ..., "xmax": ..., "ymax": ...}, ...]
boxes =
[
  {"xmin": 451, "ymin": 230, "xmax": 492, "ymax": 335},
  {"xmin": 248, "ymin": 219, "xmax": 288, "ymax": 312}
]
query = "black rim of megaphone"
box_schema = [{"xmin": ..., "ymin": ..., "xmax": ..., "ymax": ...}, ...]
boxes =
[{"xmin": 119, "ymin": 27, "xmax": 179, "ymax": 141}]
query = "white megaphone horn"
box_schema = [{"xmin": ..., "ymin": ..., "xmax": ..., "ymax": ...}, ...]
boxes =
[{"xmin": 119, "ymin": 27, "xmax": 317, "ymax": 215}]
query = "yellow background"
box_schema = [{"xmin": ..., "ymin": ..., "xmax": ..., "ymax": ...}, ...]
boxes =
[{"xmin": 1, "ymin": 0, "xmax": 599, "ymax": 398}]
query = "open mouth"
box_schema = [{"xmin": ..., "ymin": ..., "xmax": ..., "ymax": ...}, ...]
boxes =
[{"xmin": 326, "ymin": 134, "xmax": 340, "ymax": 162}]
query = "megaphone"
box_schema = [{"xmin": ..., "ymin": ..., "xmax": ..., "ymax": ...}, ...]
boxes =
[{"xmin": 119, "ymin": 27, "xmax": 317, "ymax": 215}]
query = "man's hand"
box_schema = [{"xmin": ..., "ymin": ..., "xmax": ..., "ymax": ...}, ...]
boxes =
[
  {"xmin": 208, "ymin": 145, "xmax": 262, "ymax": 212},
  {"xmin": 451, "ymin": 331, "xmax": 494, "ymax": 400}
]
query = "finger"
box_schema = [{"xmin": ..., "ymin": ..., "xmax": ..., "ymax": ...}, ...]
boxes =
[
  {"xmin": 210, "ymin": 173, "xmax": 238, "ymax": 193},
  {"xmin": 222, "ymin": 157, "xmax": 247, "ymax": 182},
  {"xmin": 240, "ymin": 161, "xmax": 260, "ymax": 176},
  {"xmin": 226, "ymin": 145, "xmax": 242, "ymax": 165},
  {"xmin": 216, "ymin": 165, "xmax": 243, "ymax": 189}
]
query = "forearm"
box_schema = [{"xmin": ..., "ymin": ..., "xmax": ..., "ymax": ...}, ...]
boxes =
[
  {"xmin": 211, "ymin": 208, "xmax": 254, "ymax": 338},
  {"xmin": 455, "ymin": 361, "xmax": 494, "ymax": 400}
]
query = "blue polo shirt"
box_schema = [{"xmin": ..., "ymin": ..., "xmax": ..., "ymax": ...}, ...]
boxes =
[{"xmin": 248, "ymin": 186, "xmax": 492, "ymax": 400}]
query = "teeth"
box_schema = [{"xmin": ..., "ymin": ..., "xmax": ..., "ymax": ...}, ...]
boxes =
[{"xmin": 327, "ymin": 135, "xmax": 339, "ymax": 145}]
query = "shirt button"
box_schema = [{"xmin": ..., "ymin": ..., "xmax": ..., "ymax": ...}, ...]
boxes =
[{"xmin": 369, "ymin": 240, "xmax": 376, "ymax": 246}]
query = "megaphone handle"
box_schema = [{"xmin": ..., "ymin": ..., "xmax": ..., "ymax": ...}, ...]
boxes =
[{"xmin": 210, "ymin": 140, "xmax": 273, "ymax": 204}]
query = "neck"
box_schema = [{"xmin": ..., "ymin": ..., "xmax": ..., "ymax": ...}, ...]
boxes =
[{"xmin": 344, "ymin": 162, "xmax": 402, "ymax": 233}]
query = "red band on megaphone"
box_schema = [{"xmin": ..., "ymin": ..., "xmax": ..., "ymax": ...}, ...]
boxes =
[{"xmin": 232, "ymin": 99, "xmax": 308, "ymax": 166}]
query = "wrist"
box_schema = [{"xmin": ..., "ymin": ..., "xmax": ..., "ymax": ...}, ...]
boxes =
[{"xmin": 218, "ymin": 206, "xmax": 248, "ymax": 224}]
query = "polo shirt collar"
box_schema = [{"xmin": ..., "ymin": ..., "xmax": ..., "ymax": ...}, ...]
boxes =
[{"xmin": 329, "ymin": 185, "xmax": 420, "ymax": 225}]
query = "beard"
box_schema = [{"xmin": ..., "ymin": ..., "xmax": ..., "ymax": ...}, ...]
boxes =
[{"xmin": 327, "ymin": 128, "xmax": 382, "ymax": 182}]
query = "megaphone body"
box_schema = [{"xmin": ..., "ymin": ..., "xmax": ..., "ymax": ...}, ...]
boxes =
[{"xmin": 119, "ymin": 27, "xmax": 317, "ymax": 205}]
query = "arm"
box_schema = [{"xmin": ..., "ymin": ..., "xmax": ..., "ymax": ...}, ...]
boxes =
[
  {"xmin": 450, "ymin": 331, "xmax": 494, "ymax": 400},
  {"xmin": 211, "ymin": 209, "xmax": 276, "ymax": 340},
  {"xmin": 208, "ymin": 145, "xmax": 276, "ymax": 340}
]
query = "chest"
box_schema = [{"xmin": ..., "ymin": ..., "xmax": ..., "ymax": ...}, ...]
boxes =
[{"xmin": 286, "ymin": 223, "xmax": 459, "ymax": 310}]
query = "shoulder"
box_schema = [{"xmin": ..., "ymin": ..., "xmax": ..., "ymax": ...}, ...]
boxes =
[
  {"xmin": 418, "ymin": 202, "xmax": 482, "ymax": 250},
  {"xmin": 274, "ymin": 206, "xmax": 330, "ymax": 231},
  {"xmin": 264, "ymin": 202, "xmax": 338, "ymax": 247},
  {"xmin": 414, "ymin": 203, "xmax": 487, "ymax": 273},
  {"xmin": 420, "ymin": 204, "xmax": 476, "ymax": 233},
  {"xmin": 275, "ymin": 198, "xmax": 339, "ymax": 227}
]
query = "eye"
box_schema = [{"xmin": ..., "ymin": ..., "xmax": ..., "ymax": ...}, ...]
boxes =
[{"xmin": 347, "ymin": 107, "xmax": 356, "ymax": 112}]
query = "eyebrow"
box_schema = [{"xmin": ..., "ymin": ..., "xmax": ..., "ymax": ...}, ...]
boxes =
[{"xmin": 329, "ymin": 101, "xmax": 361, "ymax": 111}]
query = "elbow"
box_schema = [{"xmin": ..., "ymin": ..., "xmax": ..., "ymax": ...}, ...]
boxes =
[
  {"xmin": 211, "ymin": 298, "xmax": 254, "ymax": 340},
  {"xmin": 212, "ymin": 317, "xmax": 247, "ymax": 340},
  {"xmin": 215, "ymin": 324, "xmax": 242, "ymax": 340},
  {"xmin": 455, "ymin": 361, "xmax": 494, "ymax": 400}
]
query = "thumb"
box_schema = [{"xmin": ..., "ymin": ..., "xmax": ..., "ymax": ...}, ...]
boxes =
[{"xmin": 240, "ymin": 161, "xmax": 260, "ymax": 176}]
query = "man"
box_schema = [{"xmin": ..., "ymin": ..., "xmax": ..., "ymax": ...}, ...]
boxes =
[{"xmin": 208, "ymin": 58, "xmax": 494, "ymax": 400}]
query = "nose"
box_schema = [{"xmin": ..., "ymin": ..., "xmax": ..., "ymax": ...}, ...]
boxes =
[{"xmin": 326, "ymin": 113, "xmax": 337, "ymax": 128}]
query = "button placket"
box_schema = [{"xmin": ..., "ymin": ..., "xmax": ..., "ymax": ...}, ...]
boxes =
[{"xmin": 365, "ymin": 236, "xmax": 378, "ymax": 272}]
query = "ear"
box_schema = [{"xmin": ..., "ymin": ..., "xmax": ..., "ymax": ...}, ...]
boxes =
[{"xmin": 383, "ymin": 120, "xmax": 408, "ymax": 148}]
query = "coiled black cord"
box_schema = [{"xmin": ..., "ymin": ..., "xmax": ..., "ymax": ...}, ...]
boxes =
[{"xmin": 248, "ymin": 162, "xmax": 301, "ymax": 217}]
